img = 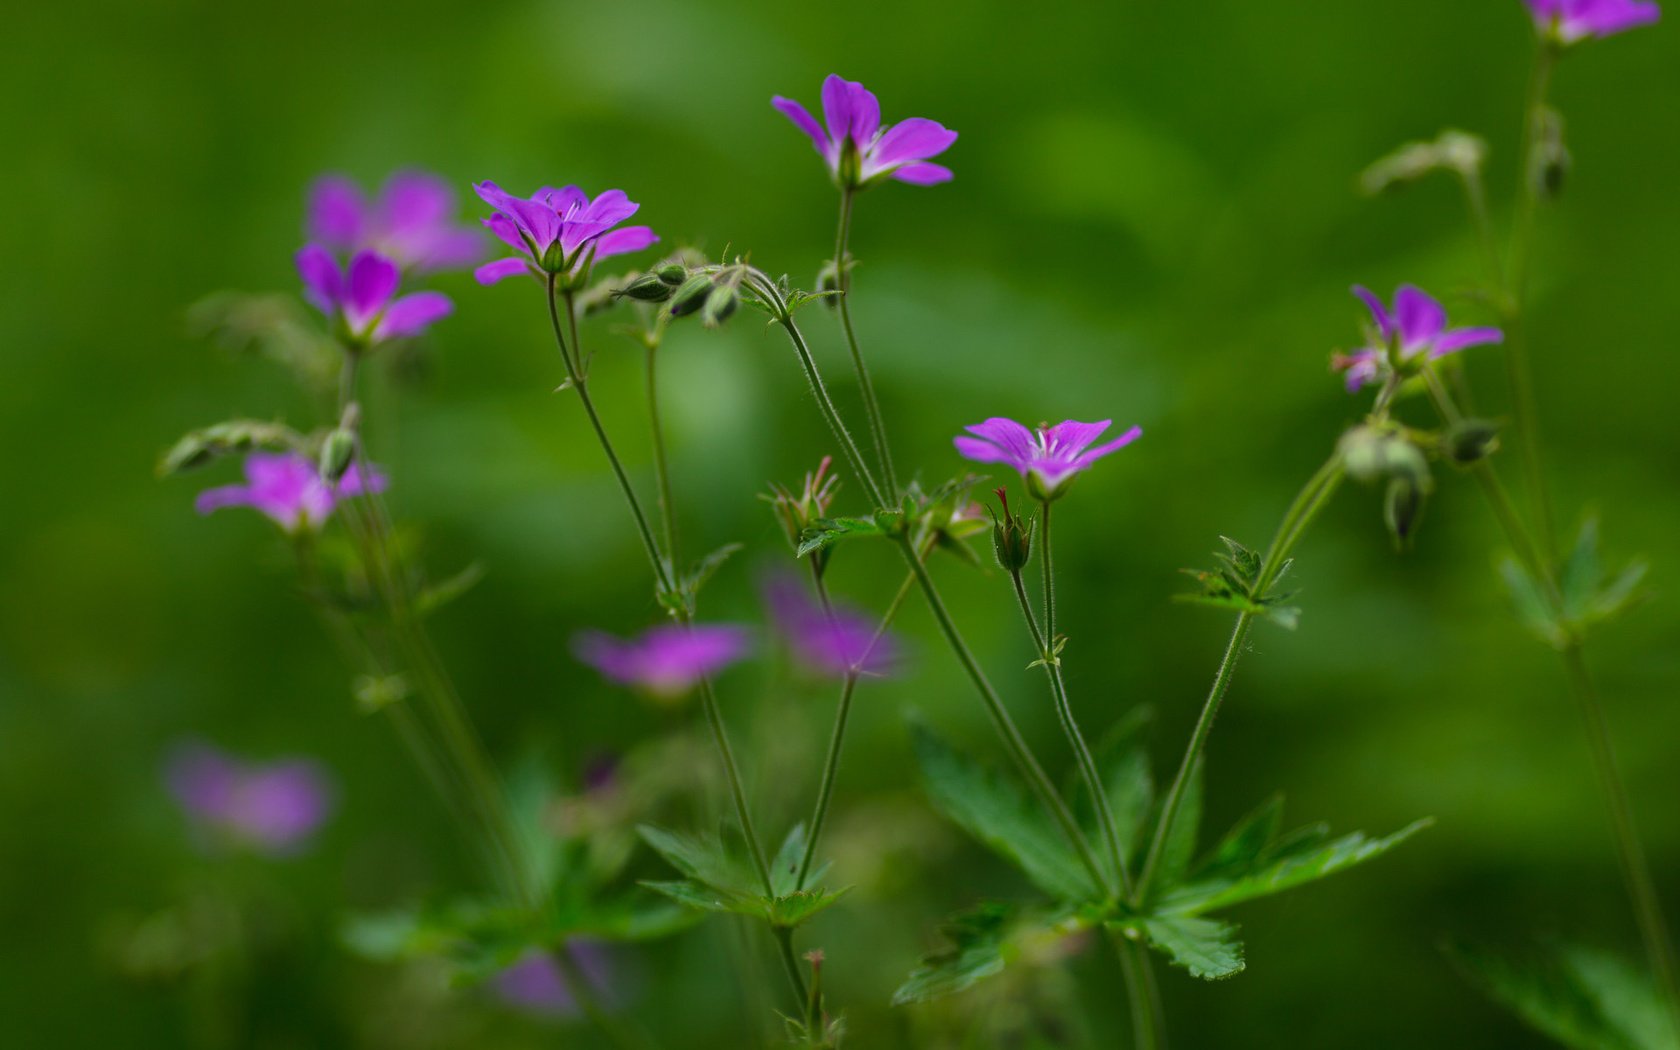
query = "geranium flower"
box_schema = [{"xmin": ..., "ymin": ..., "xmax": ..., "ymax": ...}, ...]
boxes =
[
  {"xmin": 295, "ymin": 246, "xmax": 453, "ymax": 348},
  {"xmin": 1526, "ymin": 0, "xmax": 1660, "ymax": 42},
  {"xmin": 954, "ymin": 418, "xmax": 1142, "ymax": 501},
  {"xmin": 195, "ymin": 451, "xmax": 385, "ymax": 532},
  {"xmin": 471, "ymin": 183, "xmax": 658, "ymax": 286},
  {"xmin": 307, "ymin": 170, "xmax": 483, "ymax": 272},
  {"xmin": 763, "ymin": 575, "xmax": 898, "ymax": 679},
  {"xmin": 773, "ymin": 75, "xmax": 958, "ymax": 188},
  {"xmin": 573, "ymin": 624, "xmax": 750, "ymax": 699},
  {"xmin": 1336, "ymin": 285, "xmax": 1504, "ymax": 392},
  {"xmin": 165, "ymin": 741, "xmax": 333, "ymax": 856}
]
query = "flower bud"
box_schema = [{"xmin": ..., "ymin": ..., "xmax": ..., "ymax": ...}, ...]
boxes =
[
  {"xmin": 701, "ymin": 284, "xmax": 739, "ymax": 328},
  {"xmin": 655, "ymin": 263, "xmax": 688, "ymax": 287},
  {"xmin": 1530, "ymin": 106, "xmax": 1570, "ymax": 200},
  {"xmin": 318, "ymin": 427, "xmax": 357, "ymax": 483},
  {"xmin": 990, "ymin": 488, "xmax": 1034, "ymax": 572},
  {"xmin": 1444, "ymin": 418, "xmax": 1501, "ymax": 466},
  {"xmin": 1384, "ymin": 476, "xmax": 1426, "ymax": 550},
  {"xmin": 618, "ymin": 273, "xmax": 674, "ymax": 303},
  {"xmin": 667, "ymin": 274, "xmax": 714, "ymax": 318}
]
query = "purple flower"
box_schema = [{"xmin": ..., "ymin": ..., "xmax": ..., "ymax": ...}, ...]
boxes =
[
  {"xmin": 296, "ymin": 246, "xmax": 454, "ymax": 348},
  {"xmin": 1336, "ymin": 285, "xmax": 1504, "ymax": 392},
  {"xmin": 763, "ymin": 575, "xmax": 899, "ymax": 679},
  {"xmin": 954, "ymin": 418, "xmax": 1143, "ymax": 501},
  {"xmin": 492, "ymin": 943, "xmax": 615, "ymax": 1017},
  {"xmin": 308, "ymin": 171, "xmax": 483, "ymax": 272},
  {"xmin": 195, "ymin": 451, "xmax": 386, "ymax": 532},
  {"xmin": 471, "ymin": 183, "xmax": 659, "ymax": 286},
  {"xmin": 165, "ymin": 741, "xmax": 333, "ymax": 856},
  {"xmin": 573, "ymin": 624, "xmax": 750, "ymax": 699},
  {"xmin": 773, "ymin": 75, "xmax": 958, "ymax": 189},
  {"xmin": 1526, "ymin": 0, "xmax": 1660, "ymax": 41}
]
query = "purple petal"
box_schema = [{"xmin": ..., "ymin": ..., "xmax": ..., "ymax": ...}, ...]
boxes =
[
  {"xmin": 166, "ymin": 743, "xmax": 239, "ymax": 819},
  {"xmin": 295, "ymin": 244, "xmax": 342, "ymax": 313},
  {"xmin": 847, "ymin": 81, "xmax": 881, "ymax": 145},
  {"xmin": 962, "ymin": 418, "xmax": 1039, "ymax": 464},
  {"xmin": 1071, "ymin": 425, "xmax": 1143, "ymax": 468},
  {"xmin": 375, "ymin": 291, "xmax": 452, "ymax": 341},
  {"xmin": 337, "ymin": 462, "xmax": 388, "ymax": 498},
  {"xmin": 953, "ymin": 436, "xmax": 1014, "ymax": 465},
  {"xmin": 1429, "ymin": 325, "xmax": 1505, "ymax": 358},
  {"xmin": 773, "ymin": 95, "xmax": 832, "ymax": 155},
  {"xmin": 581, "ymin": 189, "xmax": 639, "ymax": 228},
  {"xmin": 475, "ymin": 257, "xmax": 532, "ymax": 285},
  {"xmin": 1351, "ymin": 285, "xmax": 1394, "ymax": 342},
  {"xmin": 1041, "ymin": 420, "xmax": 1113, "ymax": 456},
  {"xmin": 483, "ymin": 214, "xmax": 528, "ymax": 251},
  {"xmin": 194, "ymin": 484, "xmax": 258, "ymax": 517},
  {"xmin": 867, "ymin": 118, "xmax": 958, "ymax": 171},
  {"xmin": 821, "ymin": 75, "xmax": 854, "ymax": 144},
  {"xmin": 307, "ymin": 176, "xmax": 365, "ymax": 249},
  {"xmin": 377, "ymin": 171, "xmax": 452, "ymax": 234},
  {"xmin": 232, "ymin": 761, "xmax": 333, "ymax": 851},
  {"xmin": 1393, "ymin": 284, "xmax": 1446, "ymax": 353},
  {"xmin": 593, "ymin": 226, "xmax": 658, "ymax": 260},
  {"xmin": 1336, "ymin": 349, "xmax": 1381, "ymax": 392},
  {"xmin": 891, "ymin": 162, "xmax": 954, "ymax": 185},
  {"xmin": 345, "ymin": 250, "xmax": 400, "ymax": 323}
]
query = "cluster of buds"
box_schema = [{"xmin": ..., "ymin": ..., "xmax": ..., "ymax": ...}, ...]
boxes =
[
  {"xmin": 1338, "ymin": 424, "xmax": 1435, "ymax": 550},
  {"xmin": 989, "ymin": 488, "xmax": 1034, "ymax": 572},
  {"xmin": 614, "ymin": 263, "xmax": 692, "ymax": 305},
  {"xmin": 667, "ymin": 268, "xmax": 743, "ymax": 329},
  {"xmin": 764, "ymin": 457, "xmax": 841, "ymax": 557}
]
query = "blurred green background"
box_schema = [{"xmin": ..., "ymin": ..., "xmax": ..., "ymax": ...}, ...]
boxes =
[{"xmin": 4, "ymin": 0, "xmax": 1678, "ymax": 1045}]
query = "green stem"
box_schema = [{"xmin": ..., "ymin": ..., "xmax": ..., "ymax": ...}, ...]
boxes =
[
  {"xmin": 1040, "ymin": 500, "xmax": 1058, "ymax": 642},
  {"xmin": 644, "ymin": 342, "xmax": 680, "ymax": 567},
  {"xmin": 834, "ymin": 187, "xmax": 898, "ymax": 498},
  {"xmin": 772, "ymin": 309, "xmax": 888, "ymax": 510},
  {"xmin": 796, "ymin": 559, "xmax": 920, "ymax": 889},
  {"xmin": 1134, "ymin": 454, "xmax": 1344, "ymax": 903},
  {"xmin": 1112, "ymin": 931, "xmax": 1168, "ymax": 1050},
  {"xmin": 773, "ymin": 928, "xmax": 812, "ymax": 1016},
  {"xmin": 1009, "ymin": 563, "xmax": 1130, "ymax": 898}
]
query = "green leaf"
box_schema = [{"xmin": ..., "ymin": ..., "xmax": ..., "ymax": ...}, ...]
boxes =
[
  {"xmin": 1103, "ymin": 747, "xmax": 1155, "ymax": 862},
  {"xmin": 1560, "ymin": 519, "xmax": 1605, "ymax": 620},
  {"xmin": 1155, "ymin": 760, "xmax": 1203, "ymax": 888},
  {"xmin": 766, "ymin": 887, "xmax": 851, "ymax": 929},
  {"xmin": 157, "ymin": 419, "xmax": 306, "ymax": 477},
  {"xmin": 415, "ymin": 562, "xmax": 486, "ymax": 617},
  {"xmin": 797, "ymin": 516, "xmax": 887, "ymax": 557},
  {"xmin": 1194, "ymin": 795, "xmax": 1284, "ymax": 882},
  {"xmin": 1129, "ymin": 914, "xmax": 1245, "ymax": 980},
  {"xmin": 1162, "ymin": 819, "xmax": 1432, "ymax": 915},
  {"xmin": 1500, "ymin": 556, "xmax": 1568, "ymax": 649},
  {"xmin": 1445, "ymin": 940, "xmax": 1670, "ymax": 1050},
  {"xmin": 641, "ymin": 879, "xmax": 752, "ymax": 915},
  {"xmin": 893, "ymin": 904, "xmax": 1015, "ymax": 1004},
  {"xmin": 636, "ymin": 825, "xmax": 756, "ymax": 897},
  {"xmin": 686, "ymin": 542, "xmax": 742, "ymax": 596},
  {"xmin": 912, "ymin": 725, "xmax": 1099, "ymax": 902}
]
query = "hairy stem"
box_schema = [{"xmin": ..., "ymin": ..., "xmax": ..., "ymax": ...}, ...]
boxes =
[
  {"xmin": 644, "ymin": 342, "xmax": 680, "ymax": 567},
  {"xmin": 834, "ymin": 187, "xmax": 898, "ymax": 497}
]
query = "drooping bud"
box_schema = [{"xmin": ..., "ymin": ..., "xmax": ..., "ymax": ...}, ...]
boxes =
[
  {"xmin": 318, "ymin": 427, "xmax": 357, "ymax": 483},
  {"xmin": 990, "ymin": 488, "xmax": 1034, "ymax": 572},
  {"xmin": 1338, "ymin": 425, "xmax": 1430, "ymax": 486},
  {"xmin": 655, "ymin": 263, "xmax": 688, "ymax": 287},
  {"xmin": 1444, "ymin": 418, "xmax": 1501, "ymax": 466},
  {"xmin": 617, "ymin": 273, "xmax": 674, "ymax": 303},
  {"xmin": 667, "ymin": 274, "xmax": 714, "ymax": 318},
  {"xmin": 1529, "ymin": 106, "xmax": 1571, "ymax": 200},
  {"xmin": 701, "ymin": 283, "xmax": 739, "ymax": 328},
  {"xmin": 1384, "ymin": 475, "xmax": 1426, "ymax": 550},
  {"xmin": 816, "ymin": 259, "xmax": 842, "ymax": 310}
]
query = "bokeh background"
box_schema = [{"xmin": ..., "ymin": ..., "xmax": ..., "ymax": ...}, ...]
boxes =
[{"xmin": 4, "ymin": 0, "xmax": 1678, "ymax": 1045}]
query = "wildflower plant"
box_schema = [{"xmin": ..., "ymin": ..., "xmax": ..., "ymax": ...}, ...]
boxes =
[{"xmin": 156, "ymin": 6, "xmax": 1675, "ymax": 1047}]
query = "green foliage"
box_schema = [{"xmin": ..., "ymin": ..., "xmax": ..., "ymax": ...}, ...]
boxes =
[
  {"xmin": 1129, "ymin": 915, "xmax": 1245, "ymax": 980},
  {"xmin": 157, "ymin": 419, "xmax": 308, "ymax": 476},
  {"xmin": 656, "ymin": 542, "xmax": 744, "ymax": 617},
  {"xmin": 1500, "ymin": 519, "xmax": 1649, "ymax": 650},
  {"xmin": 638, "ymin": 824, "xmax": 850, "ymax": 931},
  {"xmin": 1447, "ymin": 941, "xmax": 1678, "ymax": 1050},
  {"xmin": 1177, "ymin": 537, "xmax": 1301, "ymax": 629}
]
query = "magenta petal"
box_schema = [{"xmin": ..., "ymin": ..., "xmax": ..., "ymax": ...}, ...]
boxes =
[
  {"xmin": 820, "ymin": 75, "xmax": 855, "ymax": 143},
  {"xmin": 964, "ymin": 417, "xmax": 1039, "ymax": 462},
  {"xmin": 891, "ymin": 162, "xmax": 954, "ymax": 185},
  {"xmin": 375, "ymin": 291, "xmax": 452, "ymax": 340},
  {"xmin": 345, "ymin": 251, "xmax": 400, "ymax": 321},
  {"xmin": 953, "ymin": 435, "xmax": 1014, "ymax": 464},
  {"xmin": 378, "ymin": 171, "xmax": 453, "ymax": 233},
  {"xmin": 483, "ymin": 214, "xmax": 528, "ymax": 251},
  {"xmin": 593, "ymin": 226, "xmax": 658, "ymax": 260},
  {"xmin": 308, "ymin": 176, "xmax": 364, "ymax": 248},
  {"xmin": 1430, "ymin": 326, "xmax": 1504, "ymax": 357},
  {"xmin": 868, "ymin": 118, "xmax": 958, "ymax": 169},
  {"xmin": 1393, "ymin": 284, "xmax": 1446, "ymax": 353},
  {"xmin": 1042, "ymin": 420, "xmax": 1113, "ymax": 454},
  {"xmin": 773, "ymin": 96, "xmax": 831, "ymax": 154},
  {"xmin": 1072, "ymin": 425, "xmax": 1143, "ymax": 467},
  {"xmin": 848, "ymin": 81, "xmax": 881, "ymax": 145},
  {"xmin": 295, "ymin": 244, "xmax": 342, "ymax": 314},
  {"xmin": 475, "ymin": 257, "xmax": 533, "ymax": 285},
  {"xmin": 581, "ymin": 189, "xmax": 638, "ymax": 227},
  {"xmin": 194, "ymin": 483, "xmax": 257, "ymax": 516},
  {"xmin": 1351, "ymin": 285, "xmax": 1394, "ymax": 342}
]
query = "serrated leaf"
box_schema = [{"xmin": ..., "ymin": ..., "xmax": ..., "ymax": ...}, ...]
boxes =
[
  {"xmin": 912, "ymin": 725, "xmax": 1098, "ymax": 902},
  {"xmin": 770, "ymin": 824, "xmax": 828, "ymax": 895},
  {"xmin": 797, "ymin": 516, "xmax": 886, "ymax": 557},
  {"xmin": 1161, "ymin": 819, "xmax": 1432, "ymax": 915},
  {"xmin": 641, "ymin": 879, "xmax": 751, "ymax": 915},
  {"xmin": 1104, "ymin": 748, "xmax": 1155, "ymax": 862},
  {"xmin": 1195, "ymin": 796, "xmax": 1284, "ymax": 882},
  {"xmin": 1445, "ymin": 940, "xmax": 1663, "ymax": 1050},
  {"xmin": 767, "ymin": 887, "xmax": 851, "ymax": 929},
  {"xmin": 636, "ymin": 825, "xmax": 756, "ymax": 897},
  {"xmin": 893, "ymin": 904, "xmax": 1015, "ymax": 1004},
  {"xmin": 1131, "ymin": 914, "xmax": 1245, "ymax": 980}
]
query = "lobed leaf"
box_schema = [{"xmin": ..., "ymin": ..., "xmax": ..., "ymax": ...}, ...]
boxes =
[{"xmin": 1127, "ymin": 914, "xmax": 1246, "ymax": 980}]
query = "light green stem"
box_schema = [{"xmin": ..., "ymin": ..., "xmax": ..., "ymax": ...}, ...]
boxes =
[
  {"xmin": 834, "ymin": 187, "xmax": 898, "ymax": 497},
  {"xmin": 1113, "ymin": 930, "xmax": 1168, "ymax": 1050}
]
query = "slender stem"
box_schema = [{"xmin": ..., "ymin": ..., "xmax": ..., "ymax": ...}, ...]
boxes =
[
  {"xmin": 772, "ymin": 310, "xmax": 888, "ymax": 510},
  {"xmin": 1502, "ymin": 41, "xmax": 1560, "ymax": 562},
  {"xmin": 1009, "ymin": 566, "xmax": 1129, "ymax": 898},
  {"xmin": 833, "ymin": 187, "xmax": 898, "ymax": 497},
  {"xmin": 644, "ymin": 343, "xmax": 680, "ymax": 566},
  {"xmin": 1112, "ymin": 931, "xmax": 1167, "ymax": 1050},
  {"xmin": 796, "ymin": 562, "xmax": 920, "ymax": 889},
  {"xmin": 1040, "ymin": 500, "xmax": 1058, "ymax": 641},
  {"xmin": 893, "ymin": 533, "xmax": 1110, "ymax": 895},
  {"xmin": 1134, "ymin": 454, "xmax": 1344, "ymax": 903},
  {"xmin": 773, "ymin": 928, "xmax": 811, "ymax": 1012}
]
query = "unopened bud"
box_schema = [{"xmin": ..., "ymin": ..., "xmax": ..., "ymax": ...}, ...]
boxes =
[
  {"xmin": 655, "ymin": 263, "xmax": 688, "ymax": 286},
  {"xmin": 701, "ymin": 284, "xmax": 739, "ymax": 328},
  {"xmin": 618, "ymin": 273, "xmax": 674, "ymax": 303},
  {"xmin": 319, "ymin": 427, "xmax": 357, "ymax": 483},
  {"xmin": 1530, "ymin": 106, "xmax": 1570, "ymax": 200},
  {"xmin": 1384, "ymin": 476, "xmax": 1426, "ymax": 550},
  {"xmin": 1444, "ymin": 418, "xmax": 1501, "ymax": 465},
  {"xmin": 667, "ymin": 274, "xmax": 714, "ymax": 318},
  {"xmin": 990, "ymin": 488, "xmax": 1034, "ymax": 572}
]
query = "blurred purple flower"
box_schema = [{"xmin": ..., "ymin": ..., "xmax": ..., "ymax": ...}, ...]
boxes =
[
  {"xmin": 195, "ymin": 451, "xmax": 385, "ymax": 532},
  {"xmin": 308, "ymin": 171, "xmax": 483, "ymax": 272},
  {"xmin": 1336, "ymin": 285, "xmax": 1504, "ymax": 392},
  {"xmin": 763, "ymin": 575, "xmax": 898, "ymax": 679},
  {"xmin": 773, "ymin": 75, "xmax": 958, "ymax": 188},
  {"xmin": 471, "ymin": 183, "xmax": 658, "ymax": 286},
  {"xmin": 954, "ymin": 418, "xmax": 1142, "ymax": 500},
  {"xmin": 295, "ymin": 246, "xmax": 453, "ymax": 347},
  {"xmin": 166, "ymin": 741, "xmax": 333, "ymax": 856},
  {"xmin": 573, "ymin": 624, "xmax": 750, "ymax": 700},
  {"xmin": 492, "ymin": 943, "xmax": 614, "ymax": 1017},
  {"xmin": 1526, "ymin": 0, "xmax": 1659, "ymax": 41}
]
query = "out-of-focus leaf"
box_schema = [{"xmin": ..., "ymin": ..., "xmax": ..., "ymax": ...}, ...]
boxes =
[
  {"xmin": 157, "ymin": 419, "xmax": 307, "ymax": 476},
  {"xmin": 415, "ymin": 562, "xmax": 485, "ymax": 617},
  {"xmin": 1445, "ymin": 940, "xmax": 1674, "ymax": 1050},
  {"xmin": 1194, "ymin": 795, "xmax": 1284, "ymax": 882},
  {"xmin": 912, "ymin": 724, "xmax": 1098, "ymax": 902}
]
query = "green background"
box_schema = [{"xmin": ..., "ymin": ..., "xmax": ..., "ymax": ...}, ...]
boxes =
[{"xmin": 4, "ymin": 0, "xmax": 1677, "ymax": 1045}]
